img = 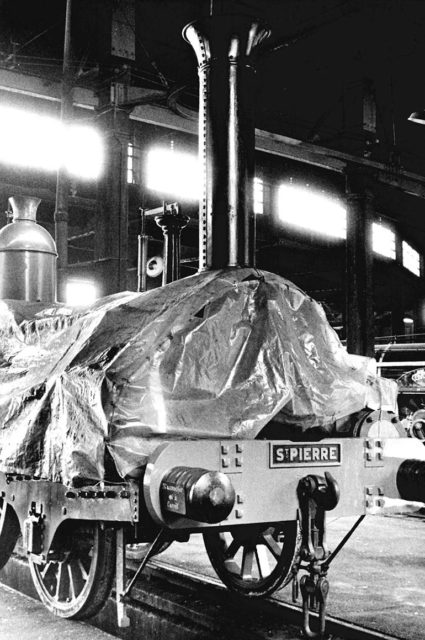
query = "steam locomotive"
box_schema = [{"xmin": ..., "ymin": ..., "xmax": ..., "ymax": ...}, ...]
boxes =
[{"xmin": 0, "ymin": 15, "xmax": 424, "ymax": 640}]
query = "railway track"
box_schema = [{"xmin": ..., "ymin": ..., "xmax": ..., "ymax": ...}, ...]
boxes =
[
  {"xmin": 139, "ymin": 559, "xmax": 403, "ymax": 640},
  {"xmin": 0, "ymin": 554, "xmax": 400, "ymax": 640}
]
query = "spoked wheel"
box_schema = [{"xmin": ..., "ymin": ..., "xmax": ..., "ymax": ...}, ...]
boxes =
[
  {"xmin": 0, "ymin": 498, "xmax": 20, "ymax": 570},
  {"xmin": 29, "ymin": 521, "xmax": 115, "ymax": 619},
  {"xmin": 204, "ymin": 521, "xmax": 300, "ymax": 598}
]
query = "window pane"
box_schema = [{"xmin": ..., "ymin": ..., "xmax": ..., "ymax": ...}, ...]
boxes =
[
  {"xmin": 0, "ymin": 105, "xmax": 103, "ymax": 179},
  {"xmin": 127, "ymin": 143, "xmax": 134, "ymax": 184},
  {"xmin": 277, "ymin": 184, "xmax": 346, "ymax": 238},
  {"xmin": 402, "ymin": 240, "xmax": 421, "ymax": 276},
  {"xmin": 372, "ymin": 223, "xmax": 395, "ymax": 259},
  {"xmin": 146, "ymin": 147, "xmax": 200, "ymax": 200},
  {"xmin": 65, "ymin": 280, "xmax": 98, "ymax": 306},
  {"xmin": 253, "ymin": 176, "xmax": 264, "ymax": 214}
]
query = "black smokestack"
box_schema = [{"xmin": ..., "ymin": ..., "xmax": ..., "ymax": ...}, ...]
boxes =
[{"xmin": 183, "ymin": 16, "xmax": 270, "ymax": 271}]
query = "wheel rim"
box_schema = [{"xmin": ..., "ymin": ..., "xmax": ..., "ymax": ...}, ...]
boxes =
[
  {"xmin": 29, "ymin": 522, "xmax": 114, "ymax": 619},
  {"xmin": 204, "ymin": 521, "xmax": 299, "ymax": 597}
]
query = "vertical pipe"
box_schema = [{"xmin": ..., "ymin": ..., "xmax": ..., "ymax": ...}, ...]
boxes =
[
  {"xmin": 55, "ymin": 0, "xmax": 73, "ymax": 301},
  {"xmin": 155, "ymin": 206, "xmax": 189, "ymax": 285},
  {"xmin": 183, "ymin": 16, "xmax": 270, "ymax": 271},
  {"xmin": 345, "ymin": 168, "xmax": 374, "ymax": 356},
  {"xmin": 137, "ymin": 208, "xmax": 148, "ymax": 292}
]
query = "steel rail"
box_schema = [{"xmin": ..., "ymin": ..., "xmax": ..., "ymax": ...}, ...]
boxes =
[{"xmin": 128, "ymin": 557, "xmax": 401, "ymax": 640}]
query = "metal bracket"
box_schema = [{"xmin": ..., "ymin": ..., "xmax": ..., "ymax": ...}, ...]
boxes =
[
  {"xmin": 364, "ymin": 438, "xmax": 384, "ymax": 467},
  {"xmin": 116, "ymin": 527, "xmax": 130, "ymax": 628},
  {"xmin": 364, "ymin": 485, "xmax": 385, "ymax": 512},
  {"xmin": 220, "ymin": 442, "xmax": 244, "ymax": 473}
]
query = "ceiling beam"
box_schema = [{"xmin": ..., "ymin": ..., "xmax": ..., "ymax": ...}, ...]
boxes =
[{"xmin": 1, "ymin": 68, "xmax": 425, "ymax": 198}]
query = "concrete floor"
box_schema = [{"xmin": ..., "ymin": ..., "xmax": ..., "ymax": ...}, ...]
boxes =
[{"xmin": 0, "ymin": 582, "xmax": 117, "ymax": 640}]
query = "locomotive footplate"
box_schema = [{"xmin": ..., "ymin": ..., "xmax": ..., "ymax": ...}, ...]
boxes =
[{"xmin": 0, "ymin": 471, "xmax": 138, "ymax": 562}]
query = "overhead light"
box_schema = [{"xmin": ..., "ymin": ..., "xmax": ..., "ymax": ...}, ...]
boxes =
[
  {"xmin": 408, "ymin": 110, "xmax": 425, "ymax": 125},
  {"xmin": 403, "ymin": 315, "xmax": 414, "ymax": 325}
]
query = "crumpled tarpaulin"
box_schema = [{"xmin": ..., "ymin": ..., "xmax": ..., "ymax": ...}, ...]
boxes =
[{"xmin": 0, "ymin": 268, "xmax": 397, "ymax": 483}]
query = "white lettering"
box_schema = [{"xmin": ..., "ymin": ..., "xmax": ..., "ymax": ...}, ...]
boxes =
[
  {"xmin": 312, "ymin": 448, "xmax": 320, "ymax": 461},
  {"xmin": 321, "ymin": 449, "xmax": 329, "ymax": 461},
  {"xmin": 275, "ymin": 447, "xmax": 284, "ymax": 462}
]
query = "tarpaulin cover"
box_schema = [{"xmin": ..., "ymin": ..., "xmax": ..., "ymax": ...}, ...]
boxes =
[{"xmin": 0, "ymin": 268, "xmax": 397, "ymax": 483}]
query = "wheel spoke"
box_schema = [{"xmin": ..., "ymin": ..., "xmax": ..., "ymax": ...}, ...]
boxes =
[
  {"xmin": 41, "ymin": 561, "xmax": 54, "ymax": 580},
  {"xmin": 68, "ymin": 564, "xmax": 76, "ymax": 601},
  {"xmin": 78, "ymin": 558, "xmax": 89, "ymax": 582},
  {"xmin": 55, "ymin": 563, "xmax": 63, "ymax": 601},
  {"xmin": 224, "ymin": 538, "xmax": 241, "ymax": 560},
  {"xmin": 254, "ymin": 548, "xmax": 263, "ymax": 579},
  {"xmin": 241, "ymin": 547, "xmax": 255, "ymax": 579},
  {"xmin": 261, "ymin": 533, "xmax": 282, "ymax": 560},
  {"xmin": 255, "ymin": 545, "xmax": 272, "ymax": 578},
  {"xmin": 0, "ymin": 501, "xmax": 6, "ymax": 533}
]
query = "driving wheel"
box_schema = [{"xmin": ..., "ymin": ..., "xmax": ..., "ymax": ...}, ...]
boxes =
[
  {"xmin": 204, "ymin": 521, "xmax": 300, "ymax": 597},
  {"xmin": 29, "ymin": 521, "xmax": 115, "ymax": 619},
  {"xmin": 0, "ymin": 497, "xmax": 20, "ymax": 570}
]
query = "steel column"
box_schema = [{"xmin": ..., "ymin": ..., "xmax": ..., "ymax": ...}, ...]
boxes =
[
  {"xmin": 94, "ymin": 108, "xmax": 130, "ymax": 295},
  {"xmin": 54, "ymin": 0, "xmax": 73, "ymax": 302},
  {"xmin": 345, "ymin": 169, "xmax": 374, "ymax": 356}
]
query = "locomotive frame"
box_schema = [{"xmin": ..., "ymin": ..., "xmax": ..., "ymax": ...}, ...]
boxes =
[{"xmin": 1, "ymin": 432, "xmax": 424, "ymax": 638}]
